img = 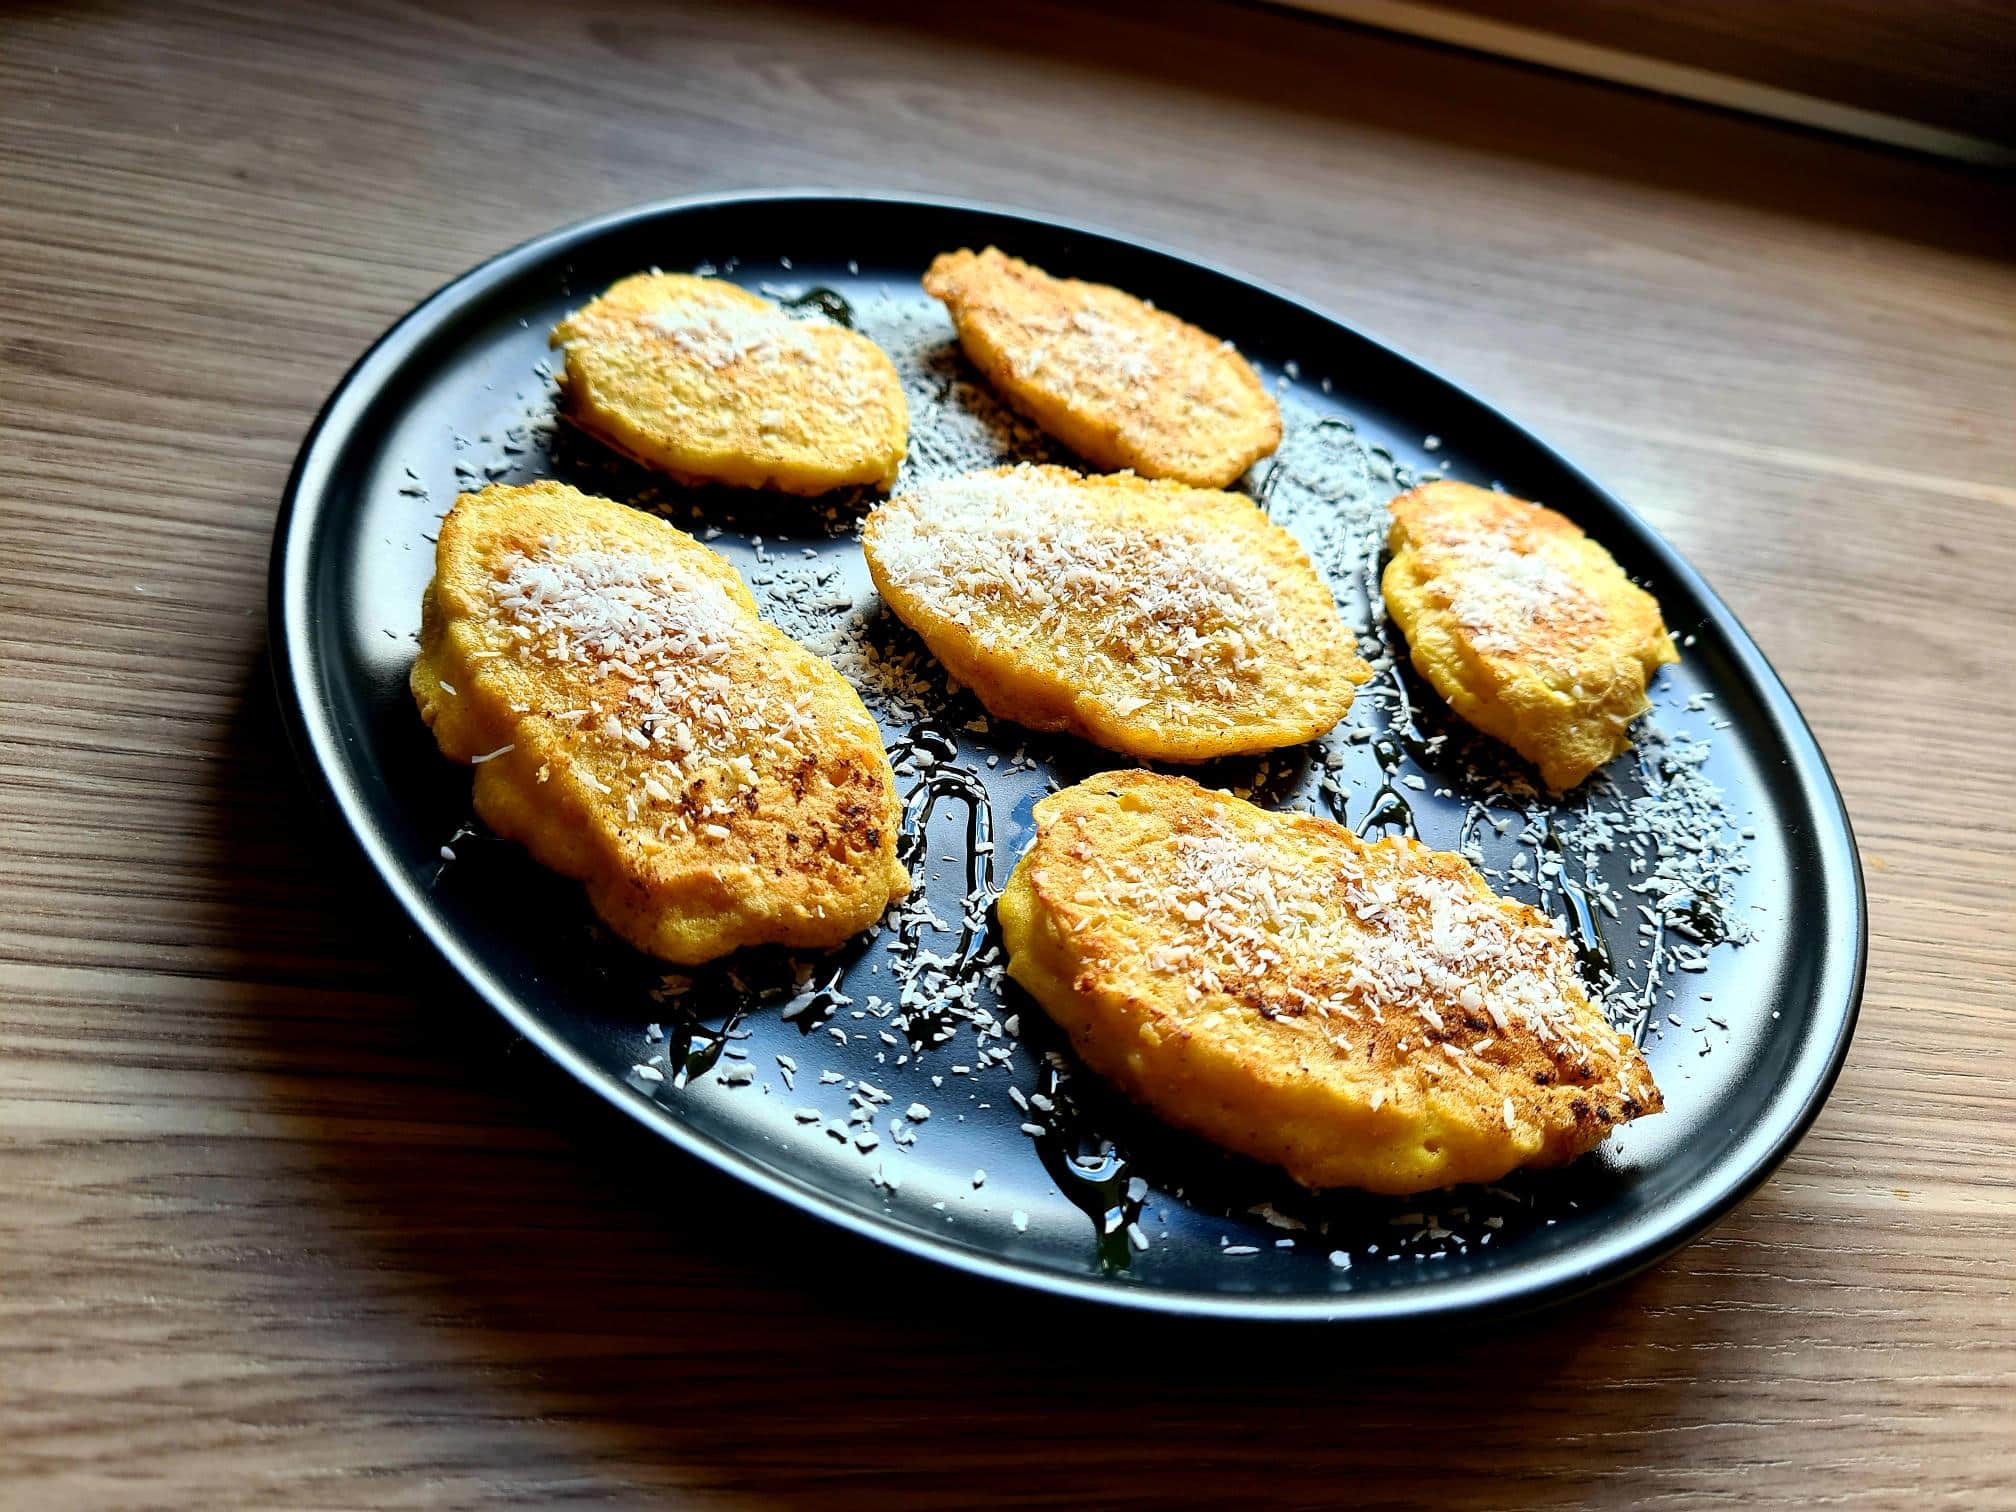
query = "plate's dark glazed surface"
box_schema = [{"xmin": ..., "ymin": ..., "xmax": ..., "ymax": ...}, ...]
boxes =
[{"xmin": 270, "ymin": 192, "xmax": 1863, "ymax": 1322}]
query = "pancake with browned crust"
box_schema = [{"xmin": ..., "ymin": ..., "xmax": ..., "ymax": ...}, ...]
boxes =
[
  {"xmin": 923, "ymin": 247, "xmax": 1279, "ymax": 488},
  {"xmin": 552, "ymin": 273, "xmax": 908, "ymax": 495},
  {"xmin": 999, "ymin": 771, "xmax": 1661, "ymax": 1194},
  {"xmin": 861, "ymin": 464, "xmax": 1369, "ymax": 761},
  {"xmin": 411, "ymin": 481, "xmax": 909, "ymax": 963},
  {"xmin": 1383, "ymin": 482, "xmax": 1679, "ymax": 790}
]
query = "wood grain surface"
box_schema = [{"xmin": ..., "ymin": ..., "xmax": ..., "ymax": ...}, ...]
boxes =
[
  {"xmin": 2, "ymin": 1, "xmax": 2012, "ymax": 1506},
  {"xmin": 1319, "ymin": 0, "xmax": 2016, "ymax": 145}
]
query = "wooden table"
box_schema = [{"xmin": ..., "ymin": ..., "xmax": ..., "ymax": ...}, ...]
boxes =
[{"xmin": 4, "ymin": 2, "xmax": 2012, "ymax": 1505}]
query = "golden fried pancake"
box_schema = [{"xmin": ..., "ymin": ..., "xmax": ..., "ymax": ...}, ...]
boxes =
[
  {"xmin": 861, "ymin": 465, "xmax": 1369, "ymax": 761},
  {"xmin": 923, "ymin": 247, "xmax": 1279, "ymax": 489},
  {"xmin": 551, "ymin": 273, "xmax": 908, "ymax": 495},
  {"xmin": 1382, "ymin": 482, "xmax": 1679, "ymax": 790},
  {"xmin": 999, "ymin": 772, "xmax": 1661, "ymax": 1194},
  {"xmin": 411, "ymin": 481, "xmax": 909, "ymax": 963}
]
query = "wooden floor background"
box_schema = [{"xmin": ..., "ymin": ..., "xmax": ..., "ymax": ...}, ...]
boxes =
[{"xmin": 2, "ymin": 1, "xmax": 2012, "ymax": 1506}]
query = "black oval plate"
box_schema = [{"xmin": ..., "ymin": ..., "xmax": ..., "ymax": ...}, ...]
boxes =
[{"xmin": 270, "ymin": 192, "xmax": 1864, "ymax": 1323}]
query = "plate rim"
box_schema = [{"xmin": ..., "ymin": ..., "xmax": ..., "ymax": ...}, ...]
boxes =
[{"xmin": 268, "ymin": 188, "xmax": 1868, "ymax": 1323}]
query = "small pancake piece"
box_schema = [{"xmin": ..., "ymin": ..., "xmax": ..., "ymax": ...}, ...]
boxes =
[
  {"xmin": 999, "ymin": 771, "xmax": 1661, "ymax": 1194},
  {"xmin": 411, "ymin": 481, "xmax": 909, "ymax": 964},
  {"xmin": 861, "ymin": 465, "xmax": 1369, "ymax": 761},
  {"xmin": 1383, "ymin": 482, "xmax": 1679, "ymax": 789},
  {"xmin": 551, "ymin": 273, "xmax": 908, "ymax": 494},
  {"xmin": 923, "ymin": 247, "xmax": 1279, "ymax": 488}
]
